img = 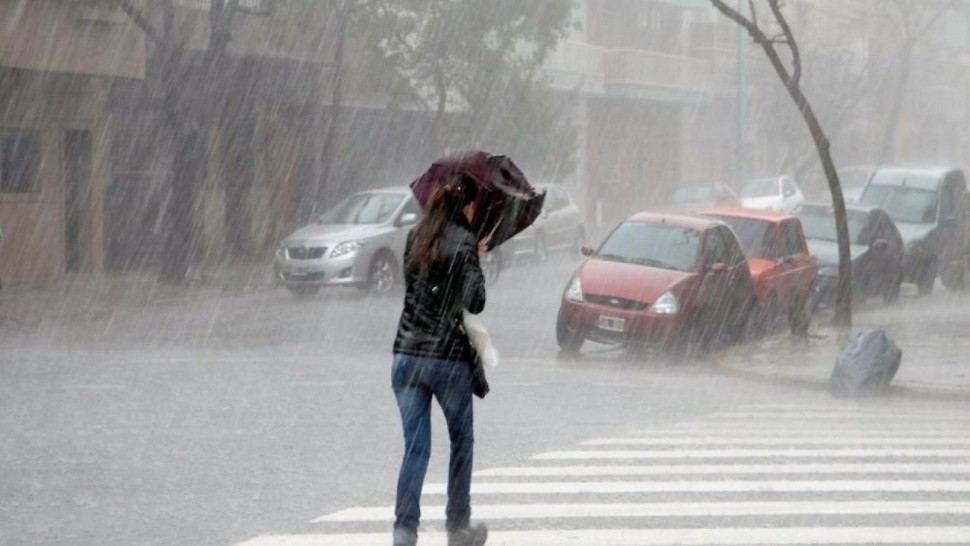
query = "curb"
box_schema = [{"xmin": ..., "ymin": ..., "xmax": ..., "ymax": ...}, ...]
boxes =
[{"xmin": 714, "ymin": 339, "xmax": 970, "ymax": 403}]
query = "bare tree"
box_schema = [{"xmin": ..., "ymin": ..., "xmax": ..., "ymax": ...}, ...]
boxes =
[
  {"xmin": 710, "ymin": 0, "xmax": 852, "ymax": 326},
  {"xmin": 109, "ymin": 0, "xmax": 272, "ymax": 280},
  {"xmin": 877, "ymin": 0, "xmax": 954, "ymax": 162}
]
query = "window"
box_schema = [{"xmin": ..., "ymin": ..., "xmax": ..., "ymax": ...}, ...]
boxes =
[
  {"xmin": 710, "ymin": 216, "xmax": 774, "ymax": 259},
  {"xmin": 781, "ymin": 222, "xmax": 805, "ymax": 257},
  {"xmin": 318, "ymin": 192, "xmax": 406, "ymax": 225},
  {"xmin": 703, "ymin": 228, "xmax": 730, "ymax": 268},
  {"xmin": 719, "ymin": 227, "xmax": 747, "ymax": 266},
  {"xmin": 1, "ymin": 130, "xmax": 40, "ymax": 194},
  {"xmin": 597, "ymin": 222, "xmax": 700, "ymax": 272}
]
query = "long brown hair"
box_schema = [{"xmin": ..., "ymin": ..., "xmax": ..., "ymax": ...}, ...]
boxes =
[{"xmin": 410, "ymin": 173, "xmax": 478, "ymax": 277}]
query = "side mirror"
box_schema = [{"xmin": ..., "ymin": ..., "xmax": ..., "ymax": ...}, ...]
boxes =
[
  {"xmin": 710, "ymin": 263, "xmax": 728, "ymax": 274},
  {"xmin": 398, "ymin": 212, "xmax": 418, "ymax": 227},
  {"xmin": 581, "ymin": 245, "xmax": 595, "ymax": 257},
  {"xmin": 783, "ymin": 189, "xmax": 795, "ymax": 198},
  {"xmin": 871, "ymin": 239, "xmax": 889, "ymax": 252}
]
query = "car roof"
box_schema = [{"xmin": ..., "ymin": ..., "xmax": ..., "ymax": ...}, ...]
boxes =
[
  {"xmin": 796, "ymin": 201, "xmax": 878, "ymax": 215},
  {"xmin": 698, "ymin": 206, "xmax": 793, "ymax": 223},
  {"xmin": 627, "ymin": 211, "xmax": 720, "ymax": 231},
  {"xmin": 868, "ymin": 166, "xmax": 962, "ymax": 189}
]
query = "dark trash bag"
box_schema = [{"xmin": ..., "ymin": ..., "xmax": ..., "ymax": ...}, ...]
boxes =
[{"xmin": 829, "ymin": 329, "xmax": 902, "ymax": 397}]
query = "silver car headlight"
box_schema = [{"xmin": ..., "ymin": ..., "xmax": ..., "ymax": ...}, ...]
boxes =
[
  {"xmin": 650, "ymin": 291, "xmax": 679, "ymax": 315},
  {"xmin": 565, "ymin": 277, "xmax": 584, "ymax": 302},
  {"xmin": 331, "ymin": 240, "xmax": 365, "ymax": 258}
]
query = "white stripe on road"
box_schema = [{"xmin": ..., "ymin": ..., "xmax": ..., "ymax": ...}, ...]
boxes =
[
  {"xmin": 314, "ymin": 500, "xmax": 970, "ymax": 523},
  {"xmin": 585, "ymin": 437, "xmax": 970, "ymax": 446},
  {"xmin": 533, "ymin": 448, "xmax": 970, "ymax": 460},
  {"xmin": 424, "ymin": 480, "xmax": 970, "ymax": 495},
  {"xmin": 633, "ymin": 427, "xmax": 970, "ymax": 435},
  {"xmin": 236, "ymin": 526, "xmax": 970, "ymax": 545},
  {"xmin": 474, "ymin": 462, "xmax": 970, "ymax": 478},
  {"xmin": 704, "ymin": 411, "xmax": 970, "ymax": 418}
]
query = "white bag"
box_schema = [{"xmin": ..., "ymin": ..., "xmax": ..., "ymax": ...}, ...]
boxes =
[{"xmin": 463, "ymin": 310, "xmax": 499, "ymax": 368}]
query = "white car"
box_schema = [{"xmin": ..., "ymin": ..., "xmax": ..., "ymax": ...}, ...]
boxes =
[
  {"xmin": 510, "ymin": 184, "xmax": 586, "ymax": 261},
  {"xmin": 740, "ymin": 176, "xmax": 805, "ymax": 212}
]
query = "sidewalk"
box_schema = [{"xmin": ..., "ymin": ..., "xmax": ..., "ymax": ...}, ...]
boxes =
[
  {"xmin": 717, "ymin": 293, "xmax": 970, "ymax": 400},
  {"xmin": 0, "ymin": 262, "xmax": 276, "ymax": 324}
]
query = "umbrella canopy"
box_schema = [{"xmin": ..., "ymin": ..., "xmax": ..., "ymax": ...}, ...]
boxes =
[{"xmin": 410, "ymin": 151, "xmax": 545, "ymax": 251}]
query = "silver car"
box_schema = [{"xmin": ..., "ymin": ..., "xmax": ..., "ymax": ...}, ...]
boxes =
[
  {"xmin": 510, "ymin": 184, "xmax": 586, "ymax": 261},
  {"xmin": 275, "ymin": 188, "xmax": 419, "ymax": 298}
]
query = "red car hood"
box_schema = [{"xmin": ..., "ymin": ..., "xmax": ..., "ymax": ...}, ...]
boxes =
[
  {"xmin": 747, "ymin": 258, "xmax": 777, "ymax": 281},
  {"xmin": 580, "ymin": 258, "xmax": 695, "ymax": 304}
]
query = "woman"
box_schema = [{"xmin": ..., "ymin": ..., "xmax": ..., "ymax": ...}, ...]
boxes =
[{"xmin": 391, "ymin": 174, "xmax": 489, "ymax": 546}]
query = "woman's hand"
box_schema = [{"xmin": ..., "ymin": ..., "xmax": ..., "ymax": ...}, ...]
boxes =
[{"xmin": 478, "ymin": 237, "xmax": 490, "ymax": 262}]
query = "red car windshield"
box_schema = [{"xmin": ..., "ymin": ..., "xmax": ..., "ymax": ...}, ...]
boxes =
[{"xmin": 596, "ymin": 222, "xmax": 700, "ymax": 272}]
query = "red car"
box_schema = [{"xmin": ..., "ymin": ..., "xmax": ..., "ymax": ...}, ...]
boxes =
[
  {"xmin": 556, "ymin": 212, "xmax": 756, "ymax": 354},
  {"xmin": 699, "ymin": 207, "xmax": 818, "ymax": 333}
]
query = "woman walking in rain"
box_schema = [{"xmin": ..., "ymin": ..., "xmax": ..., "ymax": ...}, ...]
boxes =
[{"xmin": 391, "ymin": 174, "xmax": 489, "ymax": 546}]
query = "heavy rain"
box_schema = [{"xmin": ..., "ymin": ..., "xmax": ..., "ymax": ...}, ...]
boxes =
[{"xmin": 2, "ymin": 0, "xmax": 970, "ymax": 545}]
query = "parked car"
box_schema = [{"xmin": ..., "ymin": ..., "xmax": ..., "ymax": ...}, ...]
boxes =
[
  {"xmin": 858, "ymin": 166, "xmax": 967, "ymax": 295},
  {"xmin": 275, "ymin": 188, "xmax": 419, "ymax": 298},
  {"xmin": 699, "ymin": 207, "xmax": 817, "ymax": 334},
  {"xmin": 275, "ymin": 187, "xmax": 507, "ymax": 298},
  {"xmin": 795, "ymin": 202, "xmax": 904, "ymax": 309},
  {"xmin": 739, "ymin": 176, "xmax": 805, "ymax": 212},
  {"xmin": 510, "ymin": 184, "xmax": 585, "ymax": 261},
  {"xmin": 667, "ymin": 182, "xmax": 739, "ymax": 210},
  {"xmin": 837, "ymin": 166, "xmax": 876, "ymax": 203},
  {"xmin": 555, "ymin": 212, "xmax": 756, "ymax": 354}
]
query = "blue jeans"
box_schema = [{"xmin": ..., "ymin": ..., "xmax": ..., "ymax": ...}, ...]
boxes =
[{"xmin": 392, "ymin": 354, "xmax": 474, "ymax": 533}]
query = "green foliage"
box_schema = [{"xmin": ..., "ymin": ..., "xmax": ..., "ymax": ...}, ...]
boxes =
[{"xmin": 380, "ymin": 0, "xmax": 579, "ymax": 179}]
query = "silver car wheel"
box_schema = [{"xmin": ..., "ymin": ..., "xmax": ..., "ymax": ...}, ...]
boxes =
[{"xmin": 371, "ymin": 254, "xmax": 395, "ymax": 293}]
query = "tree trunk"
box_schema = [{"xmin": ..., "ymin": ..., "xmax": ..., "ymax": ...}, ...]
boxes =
[{"xmin": 761, "ymin": 43, "xmax": 853, "ymax": 327}]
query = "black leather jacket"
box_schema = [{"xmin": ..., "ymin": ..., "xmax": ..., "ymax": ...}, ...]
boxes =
[{"xmin": 393, "ymin": 216, "xmax": 486, "ymax": 362}]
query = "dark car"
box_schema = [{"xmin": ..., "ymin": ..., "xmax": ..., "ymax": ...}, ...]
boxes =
[
  {"xmin": 556, "ymin": 212, "xmax": 755, "ymax": 354},
  {"xmin": 858, "ymin": 167, "xmax": 966, "ymax": 295},
  {"xmin": 795, "ymin": 202, "xmax": 904, "ymax": 308}
]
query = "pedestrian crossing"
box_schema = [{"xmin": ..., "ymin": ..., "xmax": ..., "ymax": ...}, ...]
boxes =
[{"xmin": 233, "ymin": 404, "xmax": 970, "ymax": 545}]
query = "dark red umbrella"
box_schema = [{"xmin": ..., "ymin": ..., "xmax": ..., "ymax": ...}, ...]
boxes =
[{"xmin": 410, "ymin": 151, "xmax": 546, "ymax": 251}]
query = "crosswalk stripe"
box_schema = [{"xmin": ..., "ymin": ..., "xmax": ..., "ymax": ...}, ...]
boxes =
[
  {"xmin": 314, "ymin": 500, "xmax": 970, "ymax": 522},
  {"xmin": 423, "ymin": 480, "xmax": 970, "ymax": 495},
  {"xmin": 236, "ymin": 526, "xmax": 970, "ymax": 545},
  {"xmin": 533, "ymin": 448, "xmax": 970, "ymax": 460},
  {"xmin": 585, "ymin": 437, "xmax": 970, "ymax": 446},
  {"xmin": 633, "ymin": 427, "xmax": 970, "ymax": 435},
  {"xmin": 704, "ymin": 412, "xmax": 970, "ymax": 422},
  {"xmin": 474, "ymin": 462, "xmax": 970, "ymax": 477}
]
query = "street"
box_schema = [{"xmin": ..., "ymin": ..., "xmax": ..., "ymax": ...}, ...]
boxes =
[{"xmin": 1, "ymin": 257, "xmax": 968, "ymax": 546}]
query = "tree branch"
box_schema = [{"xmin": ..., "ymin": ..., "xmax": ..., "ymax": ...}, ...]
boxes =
[
  {"xmin": 709, "ymin": 0, "xmax": 763, "ymax": 45},
  {"xmin": 769, "ymin": 0, "xmax": 801, "ymax": 83},
  {"xmin": 107, "ymin": 0, "xmax": 159, "ymax": 42}
]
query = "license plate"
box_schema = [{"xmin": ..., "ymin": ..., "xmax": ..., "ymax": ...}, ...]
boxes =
[{"xmin": 598, "ymin": 315, "xmax": 626, "ymax": 333}]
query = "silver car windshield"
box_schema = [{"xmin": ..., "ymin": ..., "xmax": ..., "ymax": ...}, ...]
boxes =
[{"xmin": 318, "ymin": 193, "xmax": 406, "ymax": 225}]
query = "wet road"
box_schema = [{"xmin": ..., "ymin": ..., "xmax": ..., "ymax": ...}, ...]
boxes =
[{"xmin": 1, "ymin": 257, "xmax": 968, "ymax": 546}]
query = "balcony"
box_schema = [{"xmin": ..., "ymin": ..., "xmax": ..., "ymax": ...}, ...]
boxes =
[
  {"xmin": 542, "ymin": 40, "xmax": 606, "ymax": 94},
  {"xmin": 602, "ymin": 48, "xmax": 723, "ymax": 104}
]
